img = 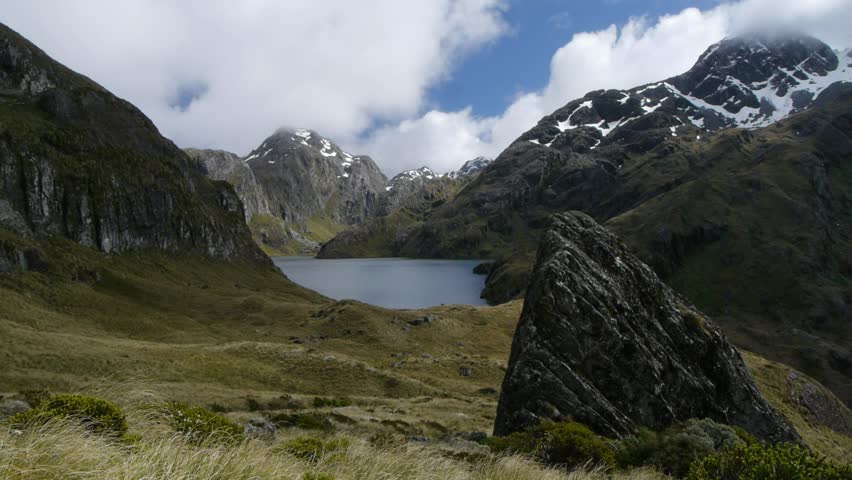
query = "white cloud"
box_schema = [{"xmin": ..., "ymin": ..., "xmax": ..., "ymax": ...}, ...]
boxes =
[
  {"xmin": 360, "ymin": 0, "xmax": 852, "ymax": 175},
  {"xmin": 1, "ymin": 0, "xmax": 508, "ymax": 162},
  {"xmin": 2, "ymin": 0, "xmax": 851, "ymax": 177}
]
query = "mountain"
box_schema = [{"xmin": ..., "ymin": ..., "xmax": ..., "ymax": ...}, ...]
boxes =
[
  {"xmin": 245, "ymin": 128, "xmax": 386, "ymax": 226},
  {"xmin": 495, "ymin": 212, "xmax": 796, "ymax": 443},
  {"xmin": 317, "ymin": 158, "xmax": 489, "ymax": 258},
  {"xmin": 187, "ymin": 130, "xmax": 387, "ymax": 255},
  {"xmin": 0, "ymin": 23, "xmax": 266, "ymax": 267},
  {"xmin": 318, "ymin": 33, "xmax": 852, "ymax": 406},
  {"xmin": 522, "ymin": 33, "xmax": 850, "ymax": 152},
  {"xmin": 184, "ymin": 148, "xmax": 270, "ymax": 222},
  {"xmin": 447, "ymin": 156, "xmax": 492, "ymax": 179}
]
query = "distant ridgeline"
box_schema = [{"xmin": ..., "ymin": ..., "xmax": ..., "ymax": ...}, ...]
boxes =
[
  {"xmin": 316, "ymin": 33, "xmax": 852, "ymax": 409},
  {"xmin": 188, "ymin": 135, "xmax": 492, "ymax": 256}
]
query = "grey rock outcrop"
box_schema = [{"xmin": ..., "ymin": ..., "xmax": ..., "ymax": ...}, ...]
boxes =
[
  {"xmin": 493, "ymin": 212, "xmax": 798, "ymax": 443},
  {"xmin": 185, "ymin": 149, "xmax": 270, "ymax": 221},
  {"xmin": 0, "ymin": 399, "xmax": 30, "ymax": 419}
]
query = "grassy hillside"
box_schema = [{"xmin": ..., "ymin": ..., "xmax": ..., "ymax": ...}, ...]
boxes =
[
  {"xmin": 0, "ymin": 231, "xmax": 522, "ymax": 435},
  {"xmin": 1, "ymin": 231, "xmax": 850, "ymax": 467}
]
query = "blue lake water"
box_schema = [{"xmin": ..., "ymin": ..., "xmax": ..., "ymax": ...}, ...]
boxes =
[{"xmin": 272, "ymin": 257, "xmax": 489, "ymax": 309}]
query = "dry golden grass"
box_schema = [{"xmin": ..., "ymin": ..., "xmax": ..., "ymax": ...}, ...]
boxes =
[
  {"xmin": 1, "ymin": 239, "xmax": 850, "ymax": 477},
  {"xmin": 0, "ymin": 386, "xmax": 670, "ymax": 480}
]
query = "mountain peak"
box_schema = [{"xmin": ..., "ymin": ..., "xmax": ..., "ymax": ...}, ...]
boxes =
[
  {"xmin": 447, "ymin": 157, "xmax": 492, "ymax": 179},
  {"xmin": 522, "ymin": 32, "xmax": 850, "ymax": 151},
  {"xmin": 245, "ymin": 128, "xmax": 365, "ymax": 167}
]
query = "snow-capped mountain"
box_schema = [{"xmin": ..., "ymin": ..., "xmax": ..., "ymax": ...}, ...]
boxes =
[
  {"xmin": 244, "ymin": 128, "xmax": 387, "ymax": 228},
  {"xmin": 244, "ymin": 128, "xmax": 370, "ymax": 181},
  {"xmin": 387, "ymin": 166, "xmax": 438, "ymax": 191},
  {"xmin": 523, "ymin": 33, "xmax": 851, "ymax": 150},
  {"xmin": 447, "ymin": 157, "xmax": 492, "ymax": 179}
]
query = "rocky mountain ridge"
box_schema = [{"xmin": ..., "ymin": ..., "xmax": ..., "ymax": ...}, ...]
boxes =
[
  {"xmin": 0, "ymin": 22, "xmax": 267, "ymax": 269},
  {"xmin": 190, "ymin": 140, "xmax": 492, "ymax": 255},
  {"xmin": 447, "ymin": 157, "xmax": 492, "ymax": 179},
  {"xmin": 522, "ymin": 34, "xmax": 851, "ymax": 153}
]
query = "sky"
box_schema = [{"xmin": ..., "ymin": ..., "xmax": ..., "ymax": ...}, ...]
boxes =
[{"xmin": 2, "ymin": 0, "xmax": 852, "ymax": 176}]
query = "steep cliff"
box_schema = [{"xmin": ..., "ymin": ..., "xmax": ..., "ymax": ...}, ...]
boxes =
[{"xmin": 0, "ymin": 23, "xmax": 267, "ymax": 267}]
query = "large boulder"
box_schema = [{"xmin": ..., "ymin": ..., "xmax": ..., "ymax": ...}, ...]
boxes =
[{"xmin": 493, "ymin": 212, "xmax": 797, "ymax": 443}]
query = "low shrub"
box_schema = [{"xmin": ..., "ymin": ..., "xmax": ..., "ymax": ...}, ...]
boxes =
[
  {"xmin": 6, "ymin": 393, "xmax": 127, "ymax": 436},
  {"xmin": 369, "ymin": 431, "xmax": 406, "ymax": 448},
  {"xmin": 303, "ymin": 473, "xmax": 335, "ymax": 480},
  {"xmin": 485, "ymin": 420, "xmax": 615, "ymax": 469},
  {"xmin": 616, "ymin": 418, "xmax": 750, "ymax": 477},
  {"xmin": 312, "ymin": 397, "xmax": 352, "ymax": 408},
  {"xmin": 271, "ymin": 412, "xmax": 334, "ymax": 431},
  {"xmin": 276, "ymin": 436, "xmax": 350, "ymax": 462},
  {"xmin": 687, "ymin": 443, "xmax": 852, "ymax": 480},
  {"xmin": 163, "ymin": 402, "xmax": 243, "ymax": 445}
]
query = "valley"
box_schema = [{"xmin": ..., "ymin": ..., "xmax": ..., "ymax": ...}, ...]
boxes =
[{"xmin": 1, "ymin": 8, "xmax": 851, "ymax": 480}]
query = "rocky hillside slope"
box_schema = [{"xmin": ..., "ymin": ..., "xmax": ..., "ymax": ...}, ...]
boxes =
[
  {"xmin": 317, "ymin": 158, "xmax": 491, "ymax": 258},
  {"xmin": 245, "ymin": 129, "xmax": 387, "ymax": 227},
  {"xmin": 0, "ymin": 23, "xmax": 267, "ymax": 268},
  {"xmin": 187, "ymin": 131, "xmax": 387, "ymax": 255},
  {"xmin": 318, "ymin": 33, "xmax": 852, "ymax": 408},
  {"xmin": 184, "ymin": 148, "xmax": 270, "ymax": 222},
  {"xmin": 494, "ymin": 212, "xmax": 796, "ymax": 443}
]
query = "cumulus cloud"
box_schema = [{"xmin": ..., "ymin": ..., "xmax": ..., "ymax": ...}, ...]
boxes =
[
  {"xmin": 1, "ymin": 0, "xmax": 508, "ymax": 162},
  {"xmin": 2, "ymin": 0, "xmax": 851, "ymax": 176},
  {"xmin": 360, "ymin": 0, "xmax": 852, "ymax": 174}
]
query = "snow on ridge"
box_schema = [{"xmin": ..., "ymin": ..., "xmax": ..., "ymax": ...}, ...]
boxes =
[
  {"xmin": 557, "ymin": 100, "xmax": 593, "ymax": 131},
  {"xmin": 319, "ymin": 138, "xmax": 338, "ymax": 157}
]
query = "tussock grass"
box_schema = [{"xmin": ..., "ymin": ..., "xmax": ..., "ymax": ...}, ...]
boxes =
[{"xmin": 0, "ymin": 386, "xmax": 669, "ymax": 480}]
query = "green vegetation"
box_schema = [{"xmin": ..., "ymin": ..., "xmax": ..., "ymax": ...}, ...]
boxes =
[
  {"xmin": 313, "ymin": 397, "xmax": 353, "ymax": 408},
  {"xmin": 276, "ymin": 437, "xmax": 351, "ymax": 462},
  {"xmin": 162, "ymin": 402, "xmax": 244, "ymax": 445},
  {"xmin": 615, "ymin": 419, "xmax": 753, "ymax": 477},
  {"xmin": 271, "ymin": 412, "xmax": 334, "ymax": 432},
  {"xmin": 741, "ymin": 352, "xmax": 852, "ymax": 464},
  {"xmin": 485, "ymin": 420, "xmax": 615, "ymax": 469},
  {"xmin": 5, "ymin": 393, "xmax": 127, "ymax": 436},
  {"xmin": 686, "ymin": 443, "xmax": 852, "ymax": 480},
  {"xmin": 302, "ymin": 473, "xmax": 336, "ymax": 480}
]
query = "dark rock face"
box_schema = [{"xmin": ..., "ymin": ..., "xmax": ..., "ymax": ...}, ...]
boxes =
[
  {"xmin": 0, "ymin": 23, "xmax": 266, "ymax": 264},
  {"xmin": 494, "ymin": 212, "xmax": 797, "ymax": 443}
]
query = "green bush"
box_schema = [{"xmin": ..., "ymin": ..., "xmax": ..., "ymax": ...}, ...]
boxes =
[
  {"xmin": 163, "ymin": 402, "xmax": 243, "ymax": 445},
  {"xmin": 485, "ymin": 420, "xmax": 614, "ymax": 469},
  {"xmin": 312, "ymin": 397, "xmax": 352, "ymax": 408},
  {"xmin": 6, "ymin": 393, "xmax": 127, "ymax": 436},
  {"xmin": 687, "ymin": 443, "xmax": 852, "ymax": 480},
  {"xmin": 271, "ymin": 412, "xmax": 334, "ymax": 431},
  {"xmin": 303, "ymin": 472, "xmax": 335, "ymax": 480},
  {"xmin": 276, "ymin": 437, "xmax": 350, "ymax": 462},
  {"xmin": 616, "ymin": 418, "xmax": 750, "ymax": 477}
]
